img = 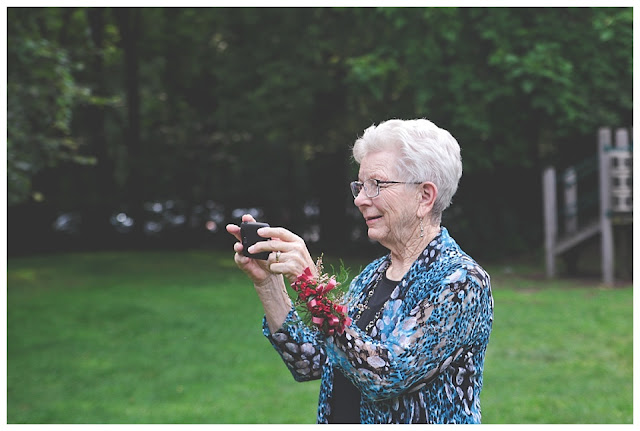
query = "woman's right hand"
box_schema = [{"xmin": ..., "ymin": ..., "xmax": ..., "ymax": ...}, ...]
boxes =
[
  {"xmin": 225, "ymin": 214, "xmax": 276, "ymax": 285},
  {"xmin": 227, "ymin": 214, "xmax": 293, "ymax": 333}
]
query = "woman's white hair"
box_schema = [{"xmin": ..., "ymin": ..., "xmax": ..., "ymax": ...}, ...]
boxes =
[{"xmin": 352, "ymin": 118, "xmax": 462, "ymax": 223}]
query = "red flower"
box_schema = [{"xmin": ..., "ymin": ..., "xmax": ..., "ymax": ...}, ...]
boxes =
[{"xmin": 292, "ymin": 266, "xmax": 351, "ymax": 336}]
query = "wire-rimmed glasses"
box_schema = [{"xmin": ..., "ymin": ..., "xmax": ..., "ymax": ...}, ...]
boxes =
[{"xmin": 350, "ymin": 179, "xmax": 422, "ymax": 199}]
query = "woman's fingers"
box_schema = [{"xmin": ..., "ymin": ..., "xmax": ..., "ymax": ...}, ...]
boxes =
[
  {"xmin": 227, "ymin": 214, "xmax": 315, "ymax": 283},
  {"xmin": 256, "ymin": 226, "xmax": 300, "ymax": 242},
  {"xmin": 267, "ymin": 251, "xmax": 309, "ymax": 278},
  {"xmin": 247, "ymin": 227, "xmax": 302, "ymax": 254},
  {"xmin": 232, "ymin": 240, "xmax": 244, "ymax": 254},
  {"xmin": 247, "ymin": 228, "xmax": 316, "ymax": 283},
  {"xmin": 226, "ymin": 223, "xmax": 241, "ymax": 242},
  {"xmin": 225, "ymin": 213, "xmax": 259, "ymax": 242},
  {"xmin": 248, "ymin": 239, "xmax": 286, "ymax": 255},
  {"xmin": 226, "ymin": 214, "xmax": 275, "ymax": 283}
]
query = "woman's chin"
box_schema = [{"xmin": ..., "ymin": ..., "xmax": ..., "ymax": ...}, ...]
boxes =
[{"xmin": 366, "ymin": 228, "xmax": 384, "ymax": 242}]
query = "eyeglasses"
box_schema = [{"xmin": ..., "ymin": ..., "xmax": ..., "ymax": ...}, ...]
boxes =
[{"xmin": 350, "ymin": 179, "xmax": 422, "ymax": 199}]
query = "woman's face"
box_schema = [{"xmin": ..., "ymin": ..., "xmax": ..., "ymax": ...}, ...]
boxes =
[{"xmin": 354, "ymin": 150, "xmax": 420, "ymax": 252}]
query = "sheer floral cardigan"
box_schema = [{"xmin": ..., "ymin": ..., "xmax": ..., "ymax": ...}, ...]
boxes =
[{"xmin": 262, "ymin": 227, "xmax": 494, "ymax": 424}]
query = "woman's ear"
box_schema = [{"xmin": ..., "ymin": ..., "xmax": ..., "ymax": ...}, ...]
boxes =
[{"xmin": 417, "ymin": 182, "xmax": 438, "ymax": 219}]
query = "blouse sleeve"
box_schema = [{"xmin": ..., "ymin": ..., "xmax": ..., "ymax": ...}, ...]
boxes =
[
  {"xmin": 262, "ymin": 306, "xmax": 327, "ymax": 382},
  {"xmin": 324, "ymin": 261, "xmax": 493, "ymax": 402}
]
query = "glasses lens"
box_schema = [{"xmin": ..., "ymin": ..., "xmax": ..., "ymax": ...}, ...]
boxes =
[
  {"xmin": 350, "ymin": 181, "xmax": 363, "ymax": 198},
  {"xmin": 364, "ymin": 179, "xmax": 379, "ymax": 197}
]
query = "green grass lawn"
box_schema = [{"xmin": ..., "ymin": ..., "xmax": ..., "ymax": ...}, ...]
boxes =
[{"xmin": 7, "ymin": 250, "xmax": 633, "ymax": 423}]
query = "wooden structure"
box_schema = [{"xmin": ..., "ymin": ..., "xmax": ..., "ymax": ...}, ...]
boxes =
[{"xmin": 542, "ymin": 127, "xmax": 632, "ymax": 285}]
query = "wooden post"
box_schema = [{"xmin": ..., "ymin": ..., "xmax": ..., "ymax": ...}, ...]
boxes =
[
  {"xmin": 598, "ymin": 127, "xmax": 614, "ymax": 285},
  {"xmin": 611, "ymin": 128, "xmax": 632, "ymax": 213},
  {"xmin": 563, "ymin": 167, "xmax": 578, "ymax": 234},
  {"xmin": 542, "ymin": 167, "xmax": 557, "ymax": 278}
]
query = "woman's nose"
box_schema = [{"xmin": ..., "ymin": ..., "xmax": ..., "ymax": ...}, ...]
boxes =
[{"xmin": 353, "ymin": 188, "xmax": 370, "ymax": 207}]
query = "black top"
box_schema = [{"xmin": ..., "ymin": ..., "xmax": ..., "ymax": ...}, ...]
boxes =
[{"xmin": 328, "ymin": 272, "xmax": 398, "ymax": 424}]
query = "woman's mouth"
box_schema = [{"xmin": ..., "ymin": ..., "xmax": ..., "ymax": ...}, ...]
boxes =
[{"xmin": 365, "ymin": 215, "xmax": 382, "ymax": 225}]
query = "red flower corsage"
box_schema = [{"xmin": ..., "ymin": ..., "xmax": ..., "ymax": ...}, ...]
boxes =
[{"xmin": 291, "ymin": 258, "xmax": 352, "ymax": 336}]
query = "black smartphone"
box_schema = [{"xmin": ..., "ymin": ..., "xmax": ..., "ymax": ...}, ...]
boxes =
[{"xmin": 240, "ymin": 221, "xmax": 270, "ymax": 260}]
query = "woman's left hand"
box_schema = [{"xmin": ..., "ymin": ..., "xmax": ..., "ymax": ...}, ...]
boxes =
[{"xmin": 247, "ymin": 226, "xmax": 317, "ymax": 284}]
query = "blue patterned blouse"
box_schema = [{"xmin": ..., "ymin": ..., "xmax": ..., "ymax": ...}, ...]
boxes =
[{"xmin": 262, "ymin": 227, "xmax": 494, "ymax": 424}]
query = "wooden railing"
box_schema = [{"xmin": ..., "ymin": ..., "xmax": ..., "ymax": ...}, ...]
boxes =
[{"xmin": 542, "ymin": 127, "xmax": 632, "ymax": 285}]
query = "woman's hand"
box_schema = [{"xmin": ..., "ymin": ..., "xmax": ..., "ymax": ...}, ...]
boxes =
[
  {"xmin": 226, "ymin": 214, "xmax": 295, "ymax": 333},
  {"xmin": 248, "ymin": 224, "xmax": 318, "ymax": 284},
  {"xmin": 226, "ymin": 214, "xmax": 274, "ymax": 285},
  {"xmin": 226, "ymin": 214, "xmax": 317, "ymax": 285}
]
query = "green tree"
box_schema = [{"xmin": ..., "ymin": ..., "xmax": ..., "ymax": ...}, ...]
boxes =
[
  {"xmin": 340, "ymin": 7, "xmax": 632, "ymax": 255},
  {"xmin": 7, "ymin": 9, "xmax": 95, "ymax": 206},
  {"xmin": 7, "ymin": 7, "xmax": 632, "ymax": 258}
]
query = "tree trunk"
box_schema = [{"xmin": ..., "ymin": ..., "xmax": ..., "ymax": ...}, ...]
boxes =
[
  {"xmin": 85, "ymin": 7, "xmax": 118, "ymax": 248},
  {"xmin": 311, "ymin": 64, "xmax": 350, "ymax": 253},
  {"xmin": 314, "ymin": 150, "xmax": 349, "ymax": 253},
  {"xmin": 114, "ymin": 8, "xmax": 144, "ymax": 244}
]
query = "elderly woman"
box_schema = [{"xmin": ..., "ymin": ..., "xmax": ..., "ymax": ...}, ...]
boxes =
[{"xmin": 226, "ymin": 118, "xmax": 493, "ymax": 424}]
